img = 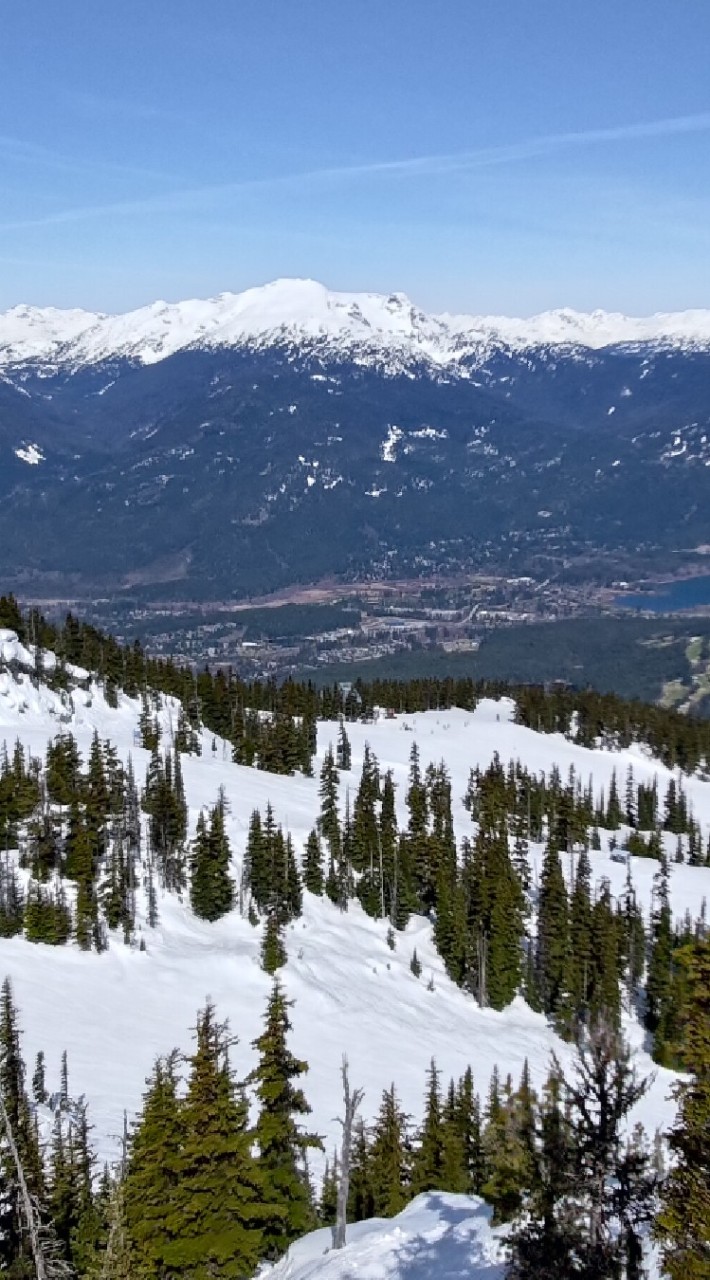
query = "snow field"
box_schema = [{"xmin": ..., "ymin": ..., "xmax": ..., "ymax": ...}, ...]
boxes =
[{"xmin": 0, "ymin": 651, "xmax": 705, "ymax": 1174}]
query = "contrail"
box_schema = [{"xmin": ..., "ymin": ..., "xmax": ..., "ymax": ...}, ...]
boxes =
[{"xmin": 2, "ymin": 111, "xmax": 709, "ymax": 233}]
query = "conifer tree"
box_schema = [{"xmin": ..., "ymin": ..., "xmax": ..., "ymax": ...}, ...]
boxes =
[
  {"xmin": 411, "ymin": 1060, "xmax": 445, "ymax": 1194},
  {"xmin": 482, "ymin": 1070, "xmax": 535, "ymax": 1224},
  {"xmin": 261, "ymin": 912, "xmax": 287, "ymax": 974},
  {"xmin": 455, "ymin": 1066, "xmax": 485, "ymax": 1194},
  {"xmin": 346, "ymin": 1120, "xmax": 374, "ymax": 1224},
  {"xmin": 536, "ymin": 843, "xmax": 570, "ymax": 1022},
  {"xmin": 646, "ymin": 852, "xmax": 675, "ymax": 1062},
  {"xmin": 508, "ymin": 1021, "xmax": 656, "ymax": 1280},
  {"xmin": 0, "ymin": 977, "xmax": 45, "ymax": 1275},
  {"xmin": 655, "ymin": 941, "xmax": 710, "ymax": 1279},
  {"xmin": 170, "ymin": 1004, "xmax": 269, "ymax": 1278},
  {"xmin": 123, "ymin": 1052, "xmax": 184, "ymax": 1278},
  {"xmin": 249, "ymin": 982, "xmax": 321, "ymax": 1258},
  {"xmin": 368, "ymin": 1085, "xmax": 411, "ymax": 1217},
  {"xmin": 335, "ymin": 720, "xmax": 351, "ymax": 772},
  {"xmin": 190, "ymin": 791, "xmax": 234, "ymax": 922},
  {"xmin": 303, "ymin": 829, "xmax": 324, "ymax": 897}
]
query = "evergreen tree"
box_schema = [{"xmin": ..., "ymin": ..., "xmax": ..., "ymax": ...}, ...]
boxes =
[
  {"xmin": 249, "ymin": 982, "xmax": 321, "ymax": 1258},
  {"xmin": 261, "ymin": 912, "xmax": 287, "ymax": 974},
  {"xmin": 123, "ymin": 1052, "xmax": 184, "ymax": 1279},
  {"xmin": 170, "ymin": 1003, "xmax": 269, "ymax": 1278},
  {"xmin": 346, "ymin": 1120, "xmax": 374, "ymax": 1224},
  {"xmin": 455, "ymin": 1066, "xmax": 485, "ymax": 1195},
  {"xmin": 0, "ymin": 977, "xmax": 45, "ymax": 1277},
  {"xmin": 655, "ymin": 941, "xmax": 710, "ymax": 1279},
  {"xmin": 482, "ymin": 1070, "xmax": 535, "ymax": 1224},
  {"xmin": 368, "ymin": 1085, "xmax": 411, "ymax": 1217},
  {"xmin": 646, "ymin": 852, "xmax": 675, "ymax": 1062},
  {"xmin": 411, "ymin": 1060, "xmax": 445, "ymax": 1194},
  {"xmin": 190, "ymin": 792, "xmax": 234, "ymax": 922},
  {"xmin": 335, "ymin": 720, "xmax": 351, "ymax": 772},
  {"xmin": 536, "ymin": 843, "xmax": 570, "ymax": 1022},
  {"xmin": 508, "ymin": 1021, "xmax": 656, "ymax": 1280},
  {"xmin": 303, "ymin": 829, "xmax": 324, "ymax": 897}
]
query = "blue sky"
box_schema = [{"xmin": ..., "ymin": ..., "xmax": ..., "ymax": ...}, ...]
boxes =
[{"xmin": 3, "ymin": 0, "xmax": 710, "ymax": 314}]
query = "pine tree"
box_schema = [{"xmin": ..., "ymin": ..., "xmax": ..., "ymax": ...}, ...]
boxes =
[
  {"xmin": 123, "ymin": 1052, "xmax": 184, "ymax": 1279},
  {"xmin": 655, "ymin": 941, "xmax": 710, "ymax": 1279},
  {"xmin": 536, "ymin": 843, "xmax": 570, "ymax": 1022},
  {"xmin": 261, "ymin": 912, "xmax": 287, "ymax": 974},
  {"xmin": 168, "ymin": 1004, "xmax": 269, "ymax": 1278},
  {"xmin": 303, "ymin": 829, "xmax": 324, "ymax": 897},
  {"xmin": 411, "ymin": 1060, "xmax": 445, "ymax": 1194},
  {"xmin": 455, "ymin": 1066, "xmax": 485, "ymax": 1194},
  {"xmin": 0, "ymin": 977, "xmax": 45, "ymax": 1277},
  {"xmin": 508, "ymin": 1021, "xmax": 656, "ymax": 1280},
  {"xmin": 249, "ymin": 982, "xmax": 321, "ymax": 1258},
  {"xmin": 190, "ymin": 792, "xmax": 234, "ymax": 922},
  {"xmin": 335, "ymin": 720, "xmax": 351, "ymax": 772},
  {"xmin": 369, "ymin": 1085, "xmax": 411, "ymax": 1217}
]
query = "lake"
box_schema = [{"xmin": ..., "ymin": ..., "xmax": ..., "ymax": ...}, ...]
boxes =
[{"xmin": 616, "ymin": 574, "xmax": 710, "ymax": 612}]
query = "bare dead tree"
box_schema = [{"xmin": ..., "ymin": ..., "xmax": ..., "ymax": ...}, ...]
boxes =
[
  {"xmin": 0, "ymin": 1093, "xmax": 72, "ymax": 1280},
  {"xmin": 333, "ymin": 1055, "xmax": 364, "ymax": 1250}
]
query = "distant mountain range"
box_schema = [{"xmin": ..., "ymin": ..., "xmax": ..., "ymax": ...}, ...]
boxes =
[
  {"xmin": 3, "ymin": 278, "xmax": 710, "ymax": 373},
  {"xmin": 2, "ymin": 279, "xmax": 710, "ymax": 600}
]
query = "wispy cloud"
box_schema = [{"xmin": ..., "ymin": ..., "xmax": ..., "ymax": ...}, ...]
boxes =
[
  {"xmin": 2, "ymin": 111, "xmax": 709, "ymax": 233},
  {"xmin": 63, "ymin": 88, "xmax": 187, "ymax": 125},
  {"xmin": 0, "ymin": 134, "xmax": 177, "ymax": 183}
]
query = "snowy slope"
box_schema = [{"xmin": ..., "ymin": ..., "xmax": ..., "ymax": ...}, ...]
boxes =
[
  {"xmin": 260, "ymin": 1192, "xmax": 506, "ymax": 1280},
  {"xmin": 0, "ymin": 639, "xmax": 703, "ymax": 1175},
  {"xmin": 2, "ymin": 279, "xmax": 710, "ymax": 373}
]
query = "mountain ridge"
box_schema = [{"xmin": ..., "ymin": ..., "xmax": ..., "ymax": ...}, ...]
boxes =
[{"xmin": 3, "ymin": 277, "xmax": 710, "ymax": 374}]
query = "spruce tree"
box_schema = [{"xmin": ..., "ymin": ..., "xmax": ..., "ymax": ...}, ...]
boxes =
[
  {"xmin": 249, "ymin": 982, "xmax": 321, "ymax": 1258},
  {"xmin": 261, "ymin": 912, "xmax": 287, "ymax": 974},
  {"xmin": 0, "ymin": 978, "xmax": 45, "ymax": 1276},
  {"xmin": 655, "ymin": 941, "xmax": 710, "ymax": 1279},
  {"xmin": 508, "ymin": 1021, "xmax": 656, "ymax": 1280},
  {"xmin": 536, "ymin": 843, "xmax": 570, "ymax": 1022},
  {"xmin": 411, "ymin": 1060, "xmax": 445, "ymax": 1194},
  {"xmin": 303, "ymin": 829, "xmax": 324, "ymax": 897},
  {"xmin": 123, "ymin": 1052, "xmax": 184, "ymax": 1279},
  {"xmin": 170, "ymin": 1004, "xmax": 269, "ymax": 1278},
  {"xmin": 369, "ymin": 1085, "xmax": 411, "ymax": 1217},
  {"xmin": 190, "ymin": 792, "xmax": 234, "ymax": 922}
]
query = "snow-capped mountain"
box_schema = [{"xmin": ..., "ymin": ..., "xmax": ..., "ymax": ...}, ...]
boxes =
[
  {"xmin": 2, "ymin": 278, "xmax": 710, "ymax": 374},
  {"xmin": 2, "ymin": 279, "xmax": 710, "ymax": 599}
]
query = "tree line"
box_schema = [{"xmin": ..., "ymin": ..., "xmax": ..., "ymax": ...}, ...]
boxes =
[{"xmin": 4, "ymin": 592, "xmax": 710, "ymax": 780}]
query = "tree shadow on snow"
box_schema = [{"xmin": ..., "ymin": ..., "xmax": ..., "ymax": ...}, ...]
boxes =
[{"xmin": 386, "ymin": 1194, "xmax": 504, "ymax": 1280}]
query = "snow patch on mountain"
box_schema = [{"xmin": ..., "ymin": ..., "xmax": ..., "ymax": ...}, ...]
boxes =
[
  {"xmin": 14, "ymin": 443, "xmax": 44, "ymax": 465},
  {"xmin": 2, "ymin": 279, "xmax": 710, "ymax": 375}
]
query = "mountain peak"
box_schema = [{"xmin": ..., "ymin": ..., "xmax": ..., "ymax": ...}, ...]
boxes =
[{"xmin": 1, "ymin": 279, "xmax": 709, "ymax": 373}]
